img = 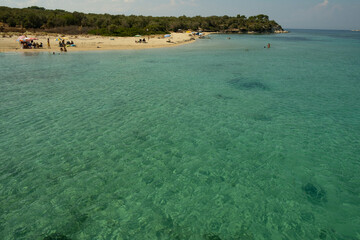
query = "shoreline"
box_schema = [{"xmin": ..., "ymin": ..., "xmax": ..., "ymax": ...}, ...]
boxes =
[{"xmin": 0, "ymin": 32, "xmax": 209, "ymax": 53}]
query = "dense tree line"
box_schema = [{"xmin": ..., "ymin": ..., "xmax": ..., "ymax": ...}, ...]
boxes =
[{"xmin": 0, "ymin": 6, "xmax": 283, "ymax": 36}]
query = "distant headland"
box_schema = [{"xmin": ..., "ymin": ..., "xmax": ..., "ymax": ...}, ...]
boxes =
[{"xmin": 0, "ymin": 6, "xmax": 286, "ymax": 36}]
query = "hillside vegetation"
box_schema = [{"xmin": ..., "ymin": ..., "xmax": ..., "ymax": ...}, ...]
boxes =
[{"xmin": 0, "ymin": 6, "xmax": 284, "ymax": 36}]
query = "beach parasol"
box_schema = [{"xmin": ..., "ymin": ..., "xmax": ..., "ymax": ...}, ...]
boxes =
[
  {"xmin": 16, "ymin": 35, "xmax": 26, "ymax": 41},
  {"xmin": 134, "ymin": 35, "xmax": 141, "ymax": 37},
  {"xmin": 20, "ymin": 37, "xmax": 38, "ymax": 42}
]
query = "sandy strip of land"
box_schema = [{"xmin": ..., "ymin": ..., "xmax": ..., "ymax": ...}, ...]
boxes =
[{"xmin": 0, "ymin": 32, "xmax": 207, "ymax": 53}]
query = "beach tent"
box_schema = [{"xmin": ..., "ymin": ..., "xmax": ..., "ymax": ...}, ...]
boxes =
[
  {"xmin": 164, "ymin": 34, "xmax": 171, "ymax": 38},
  {"xmin": 186, "ymin": 31, "xmax": 192, "ymax": 33},
  {"xmin": 55, "ymin": 37, "xmax": 63, "ymax": 41},
  {"xmin": 134, "ymin": 35, "xmax": 142, "ymax": 37}
]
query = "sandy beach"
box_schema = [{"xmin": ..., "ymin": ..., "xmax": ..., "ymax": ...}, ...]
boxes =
[{"xmin": 0, "ymin": 32, "xmax": 207, "ymax": 53}]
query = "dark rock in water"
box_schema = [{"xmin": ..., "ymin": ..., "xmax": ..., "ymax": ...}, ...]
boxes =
[
  {"xmin": 302, "ymin": 183, "xmax": 327, "ymax": 203},
  {"xmin": 156, "ymin": 228, "xmax": 185, "ymax": 240},
  {"xmin": 214, "ymin": 94, "xmax": 233, "ymax": 100},
  {"xmin": 228, "ymin": 78, "xmax": 242, "ymax": 87},
  {"xmin": 143, "ymin": 175, "xmax": 154, "ymax": 184},
  {"xmin": 233, "ymin": 226, "xmax": 255, "ymax": 240},
  {"xmin": 319, "ymin": 229, "xmax": 327, "ymax": 239},
  {"xmin": 300, "ymin": 211, "xmax": 315, "ymax": 223},
  {"xmin": 215, "ymin": 94, "xmax": 223, "ymax": 99},
  {"xmin": 75, "ymin": 213, "xmax": 88, "ymax": 224},
  {"xmin": 162, "ymin": 214, "xmax": 174, "ymax": 229},
  {"xmin": 13, "ymin": 226, "xmax": 28, "ymax": 238},
  {"xmin": 251, "ymin": 113, "xmax": 272, "ymax": 121},
  {"xmin": 241, "ymin": 82, "xmax": 269, "ymax": 90},
  {"xmin": 227, "ymin": 78, "xmax": 269, "ymax": 90},
  {"xmin": 318, "ymin": 228, "xmax": 338, "ymax": 240},
  {"xmin": 43, "ymin": 233, "xmax": 72, "ymax": 240},
  {"xmin": 211, "ymin": 63, "xmax": 225, "ymax": 67},
  {"xmin": 133, "ymin": 130, "xmax": 148, "ymax": 142},
  {"xmin": 204, "ymin": 233, "xmax": 222, "ymax": 240}
]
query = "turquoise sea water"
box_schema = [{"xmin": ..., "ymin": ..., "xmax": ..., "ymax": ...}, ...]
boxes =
[{"xmin": 1, "ymin": 30, "xmax": 360, "ymax": 240}]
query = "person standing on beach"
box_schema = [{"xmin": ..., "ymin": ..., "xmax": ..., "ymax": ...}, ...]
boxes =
[{"xmin": 47, "ymin": 38, "xmax": 50, "ymax": 48}]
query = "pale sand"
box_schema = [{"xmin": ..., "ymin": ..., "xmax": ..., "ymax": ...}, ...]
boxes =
[{"xmin": 0, "ymin": 32, "xmax": 207, "ymax": 53}]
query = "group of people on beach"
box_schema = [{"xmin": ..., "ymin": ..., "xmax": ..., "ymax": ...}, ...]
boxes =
[
  {"xmin": 58, "ymin": 39, "xmax": 75, "ymax": 47},
  {"xmin": 135, "ymin": 38, "xmax": 147, "ymax": 43},
  {"xmin": 19, "ymin": 37, "xmax": 75, "ymax": 52},
  {"xmin": 21, "ymin": 41, "xmax": 43, "ymax": 49},
  {"xmin": 57, "ymin": 39, "xmax": 76, "ymax": 53}
]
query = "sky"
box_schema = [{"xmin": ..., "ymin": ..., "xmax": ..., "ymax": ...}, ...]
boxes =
[{"xmin": 1, "ymin": 0, "xmax": 360, "ymax": 30}]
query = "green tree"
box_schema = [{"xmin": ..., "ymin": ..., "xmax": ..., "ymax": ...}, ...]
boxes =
[
  {"xmin": 7, "ymin": 17, "xmax": 17, "ymax": 27},
  {"xmin": 0, "ymin": 6, "xmax": 283, "ymax": 35}
]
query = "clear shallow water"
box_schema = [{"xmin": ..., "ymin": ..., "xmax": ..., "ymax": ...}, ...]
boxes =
[{"xmin": 0, "ymin": 30, "xmax": 360, "ymax": 240}]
